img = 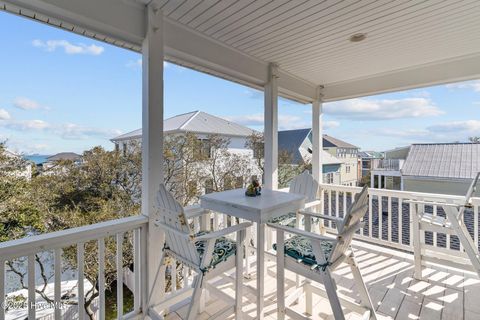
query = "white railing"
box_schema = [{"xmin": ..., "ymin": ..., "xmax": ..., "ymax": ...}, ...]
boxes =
[
  {"xmin": 0, "ymin": 215, "xmax": 148, "ymax": 320},
  {"xmin": 318, "ymin": 184, "xmax": 480, "ymax": 256},
  {"xmin": 372, "ymin": 159, "xmax": 404, "ymax": 171}
]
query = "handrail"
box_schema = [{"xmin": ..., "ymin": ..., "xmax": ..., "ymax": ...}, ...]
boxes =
[{"xmin": 0, "ymin": 215, "xmax": 148, "ymax": 260}]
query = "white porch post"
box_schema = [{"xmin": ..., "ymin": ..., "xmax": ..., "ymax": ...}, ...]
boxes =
[
  {"xmin": 377, "ymin": 174, "xmax": 382, "ymax": 189},
  {"xmin": 142, "ymin": 4, "xmax": 164, "ymax": 311},
  {"xmin": 371, "ymin": 174, "xmax": 375, "ymax": 188},
  {"xmin": 312, "ymin": 86, "xmax": 324, "ymax": 183},
  {"xmin": 264, "ymin": 63, "xmax": 279, "ymax": 190}
]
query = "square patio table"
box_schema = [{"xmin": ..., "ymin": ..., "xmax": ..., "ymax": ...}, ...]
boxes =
[{"xmin": 200, "ymin": 188, "xmax": 305, "ymax": 319}]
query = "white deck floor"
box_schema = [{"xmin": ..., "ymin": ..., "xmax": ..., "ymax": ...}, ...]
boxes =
[{"xmin": 164, "ymin": 240, "xmax": 480, "ymax": 320}]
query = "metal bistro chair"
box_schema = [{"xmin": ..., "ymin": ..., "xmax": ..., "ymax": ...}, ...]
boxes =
[
  {"xmin": 268, "ymin": 185, "xmax": 377, "ymax": 320},
  {"xmin": 150, "ymin": 184, "xmax": 252, "ymax": 320}
]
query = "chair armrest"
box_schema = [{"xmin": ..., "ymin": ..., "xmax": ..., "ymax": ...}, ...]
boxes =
[
  {"xmin": 304, "ymin": 200, "xmax": 322, "ymax": 209},
  {"xmin": 194, "ymin": 222, "xmax": 252, "ymax": 241},
  {"xmin": 184, "ymin": 204, "xmax": 210, "ymax": 219},
  {"xmin": 298, "ymin": 210, "xmax": 344, "ymax": 224},
  {"xmin": 405, "ymin": 200, "xmax": 459, "ymax": 208},
  {"xmin": 154, "ymin": 221, "xmax": 191, "ymax": 239},
  {"xmin": 266, "ymin": 223, "xmax": 337, "ymax": 243}
]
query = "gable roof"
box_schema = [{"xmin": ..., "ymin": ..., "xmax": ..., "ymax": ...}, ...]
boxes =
[
  {"xmin": 278, "ymin": 129, "xmax": 342, "ymax": 165},
  {"xmin": 323, "ymin": 134, "xmax": 358, "ymax": 149},
  {"xmin": 401, "ymin": 143, "xmax": 480, "ymax": 179},
  {"xmin": 47, "ymin": 152, "xmax": 81, "ymax": 162},
  {"xmin": 111, "ymin": 111, "xmax": 256, "ymax": 142}
]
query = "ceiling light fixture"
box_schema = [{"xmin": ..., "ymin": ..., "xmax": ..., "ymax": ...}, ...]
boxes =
[{"xmin": 349, "ymin": 33, "xmax": 367, "ymax": 42}]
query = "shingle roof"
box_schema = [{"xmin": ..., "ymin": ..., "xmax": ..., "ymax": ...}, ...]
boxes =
[
  {"xmin": 47, "ymin": 152, "xmax": 81, "ymax": 162},
  {"xmin": 323, "ymin": 134, "xmax": 358, "ymax": 149},
  {"xmin": 111, "ymin": 111, "xmax": 256, "ymax": 142},
  {"xmin": 278, "ymin": 129, "xmax": 342, "ymax": 165},
  {"xmin": 401, "ymin": 143, "xmax": 480, "ymax": 179}
]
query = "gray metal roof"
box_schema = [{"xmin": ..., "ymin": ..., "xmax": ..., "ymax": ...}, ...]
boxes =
[
  {"xmin": 111, "ymin": 111, "xmax": 256, "ymax": 142},
  {"xmin": 323, "ymin": 134, "xmax": 358, "ymax": 149},
  {"xmin": 401, "ymin": 143, "xmax": 480, "ymax": 179},
  {"xmin": 278, "ymin": 129, "xmax": 342, "ymax": 165}
]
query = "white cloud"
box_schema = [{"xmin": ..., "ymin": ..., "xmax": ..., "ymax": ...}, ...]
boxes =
[
  {"xmin": 446, "ymin": 80, "xmax": 480, "ymax": 92},
  {"xmin": 427, "ymin": 120, "xmax": 480, "ymax": 134},
  {"xmin": 13, "ymin": 97, "xmax": 50, "ymax": 111},
  {"xmin": 54, "ymin": 123, "xmax": 122, "ymax": 140},
  {"xmin": 225, "ymin": 114, "xmax": 339, "ymax": 130},
  {"xmin": 2, "ymin": 118, "xmax": 121, "ymax": 140},
  {"xmin": 374, "ymin": 120, "xmax": 480, "ymax": 143},
  {"xmin": 0, "ymin": 109, "xmax": 11, "ymax": 120},
  {"xmin": 324, "ymin": 97, "xmax": 443, "ymax": 120},
  {"xmin": 6, "ymin": 119, "xmax": 50, "ymax": 130},
  {"xmin": 32, "ymin": 39, "xmax": 104, "ymax": 55}
]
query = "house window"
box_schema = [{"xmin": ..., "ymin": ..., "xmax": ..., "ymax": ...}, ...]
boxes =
[
  {"xmin": 346, "ymin": 165, "xmax": 350, "ymax": 173},
  {"xmin": 115, "ymin": 143, "xmax": 119, "ymax": 153},
  {"xmin": 122, "ymin": 143, "xmax": 127, "ymax": 156},
  {"xmin": 205, "ymin": 179, "xmax": 214, "ymax": 194},
  {"xmin": 326, "ymin": 173, "xmax": 334, "ymax": 184}
]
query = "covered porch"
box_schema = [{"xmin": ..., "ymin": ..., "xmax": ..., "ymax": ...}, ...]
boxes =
[{"xmin": 1, "ymin": 0, "xmax": 480, "ymax": 319}]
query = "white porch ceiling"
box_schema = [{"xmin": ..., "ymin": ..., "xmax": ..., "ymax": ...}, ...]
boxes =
[{"xmin": 2, "ymin": 0, "xmax": 480, "ymax": 102}]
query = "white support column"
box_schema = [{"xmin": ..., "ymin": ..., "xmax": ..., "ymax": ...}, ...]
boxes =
[
  {"xmin": 312, "ymin": 86, "xmax": 324, "ymax": 183},
  {"xmin": 264, "ymin": 63, "xmax": 279, "ymax": 190},
  {"xmin": 371, "ymin": 174, "xmax": 375, "ymax": 188},
  {"xmin": 377, "ymin": 174, "xmax": 381, "ymax": 189},
  {"xmin": 142, "ymin": 3, "xmax": 164, "ymax": 311}
]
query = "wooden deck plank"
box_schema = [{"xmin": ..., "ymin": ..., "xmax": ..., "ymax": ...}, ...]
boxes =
[{"xmin": 162, "ymin": 240, "xmax": 480, "ymax": 320}]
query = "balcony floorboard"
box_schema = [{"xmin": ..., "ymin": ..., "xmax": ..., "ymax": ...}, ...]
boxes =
[{"xmin": 164, "ymin": 240, "xmax": 480, "ymax": 320}]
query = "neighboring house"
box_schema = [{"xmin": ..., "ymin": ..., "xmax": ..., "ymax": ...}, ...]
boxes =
[
  {"xmin": 401, "ymin": 143, "xmax": 480, "ymax": 196},
  {"xmin": 372, "ymin": 143, "xmax": 480, "ymax": 196},
  {"xmin": 322, "ymin": 134, "xmax": 360, "ymax": 186},
  {"xmin": 358, "ymin": 151, "xmax": 384, "ymax": 178},
  {"xmin": 371, "ymin": 146, "xmax": 410, "ymax": 190},
  {"xmin": 277, "ymin": 129, "xmax": 358, "ymax": 185},
  {"xmin": 111, "ymin": 111, "xmax": 262, "ymax": 194}
]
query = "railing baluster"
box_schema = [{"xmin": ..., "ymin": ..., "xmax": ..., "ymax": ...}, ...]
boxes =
[
  {"xmin": 140, "ymin": 225, "xmax": 148, "ymax": 313},
  {"xmin": 0, "ymin": 259, "xmax": 5, "ymax": 320},
  {"xmin": 77, "ymin": 243, "xmax": 85, "ymax": 320},
  {"xmin": 54, "ymin": 248, "xmax": 62, "ymax": 319},
  {"xmin": 133, "ymin": 229, "xmax": 141, "ymax": 312},
  {"xmin": 343, "ymin": 192, "xmax": 347, "ymax": 218},
  {"xmin": 433, "ymin": 205, "xmax": 438, "ymax": 247},
  {"xmin": 327, "ymin": 190, "xmax": 332, "ymax": 229},
  {"xmin": 378, "ymin": 195, "xmax": 383, "ymax": 240},
  {"xmin": 171, "ymin": 259, "xmax": 177, "ymax": 293},
  {"xmin": 368, "ymin": 192, "xmax": 373, "ymax": 238},
  {"xmin": 28, "ymin": 254, "xmax": 36, "ymax": 319},
  {"xmin": 475, "ymin": 205, "xmax": 479, "ymax": 251},
  {"xmin": 98, "ymin": 238, "xmax": 106, "ymax": 320},
  {"xmin": 116, "ymin": 233, "xmax": 124, "ymax": 319},
  {"xmin": 388, "ymin": 196, "xmax": 392, "ymax": 242},
  {"xmin": 398, "ymin": 198, "xmax": 403, "ymax": 245},
  {"xmin": 335, "ymin": 191, "xmax": 339, "ymax": 219}
]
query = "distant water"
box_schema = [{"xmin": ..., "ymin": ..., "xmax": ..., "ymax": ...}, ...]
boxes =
[{"xmin": 24, "ymin": 155, "xmax": 50, "ymax": 164}]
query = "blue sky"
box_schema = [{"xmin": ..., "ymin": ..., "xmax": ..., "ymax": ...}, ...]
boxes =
[{"xmin": 0, "ymin": 11, "xmax": 479, "ymax": 155}]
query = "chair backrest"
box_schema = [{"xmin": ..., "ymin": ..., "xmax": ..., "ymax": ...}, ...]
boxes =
[
  {"xmin": 289, "ymin": 171, "xmax": 319, "ymax": 204},
  {"xmin": 329, "ymin": 185, "xmax": 369, "ymax": 262},
  {"xmin": 156, "ymin": 184, "xmax": 200, "ymax": 265}
]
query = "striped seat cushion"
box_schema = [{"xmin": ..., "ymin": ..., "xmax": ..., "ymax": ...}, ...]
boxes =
[
  {"xmin": 273, "ymin": 235, "xmax": 333, "ymax": 266},
  {"xmin": 195, "ymin": 232, "xmax": 237, "ymax": 269}
]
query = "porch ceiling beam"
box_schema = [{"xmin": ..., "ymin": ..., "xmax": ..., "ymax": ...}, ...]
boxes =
[
  {"xmin": 1, "ymin": 0, "xmax": 317, "ymax": 103},
  {"xmin": 322, "ymin": 54, "xmax": 480, "ymax": 102}
]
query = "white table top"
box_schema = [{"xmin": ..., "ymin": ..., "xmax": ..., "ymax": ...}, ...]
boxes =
[{"xmin": 200, "ymin": 188, "xmax": 305, "ymax": 224}]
